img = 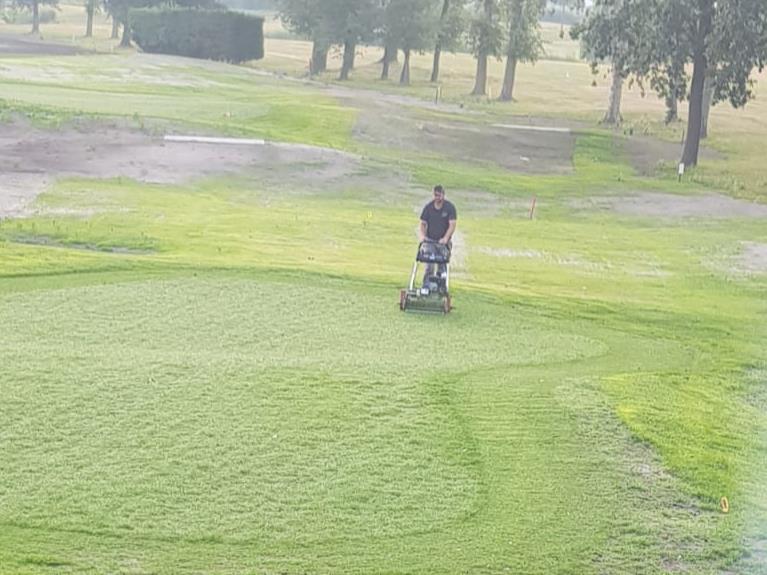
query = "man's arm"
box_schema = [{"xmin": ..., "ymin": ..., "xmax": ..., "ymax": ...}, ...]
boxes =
[
  {"xmin": 440, "ymin": 220, "xmax": 456, "ymax": 244},
  {"xmin": 419, "ymin": 220, "xmax": 428, "ymax": 242}
]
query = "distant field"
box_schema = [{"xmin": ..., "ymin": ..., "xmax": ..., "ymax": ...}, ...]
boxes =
[
  {"xmin": 0, "ymin": 7, "xmax": 766, "ymax": 575},
  {"xmin": 6, "ymin": 2, "xmax": 759, "ymax": 198}
]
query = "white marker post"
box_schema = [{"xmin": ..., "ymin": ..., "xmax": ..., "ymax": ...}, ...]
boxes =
[{"xmin": 678, "ymin": 162, "xmax": 685, "ymax": 183}]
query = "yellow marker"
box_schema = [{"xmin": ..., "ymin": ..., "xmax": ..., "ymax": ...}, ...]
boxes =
[{"xmin": 720, "ymin": 496, "xmax": 729, "ymax": 513}]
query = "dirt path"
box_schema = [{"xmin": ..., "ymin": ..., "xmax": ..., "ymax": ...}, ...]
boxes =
[{"xmin": 0, "ymin": 33, "xmax": 81, "ymax": 56}]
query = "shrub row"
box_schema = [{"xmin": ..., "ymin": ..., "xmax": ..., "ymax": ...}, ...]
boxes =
[{"xmin": 130, "ymin": 8, "xmax": 264, "ymax": 63}]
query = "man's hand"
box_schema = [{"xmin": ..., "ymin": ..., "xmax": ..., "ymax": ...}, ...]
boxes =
[{"xmin": 438, "ymin": 237, "xmax": 449, "ymax": 245}]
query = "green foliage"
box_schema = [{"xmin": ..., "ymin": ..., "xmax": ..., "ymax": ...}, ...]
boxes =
[
  {"xmin": 469, "ymin": 0, "xmax": 505, "ymax": 59},
  {"xmin": 503, "ymin": 0, "xmax": 546, "ymax": 63},
  {"xmin": 322, "ymin": 0, "xmax": 381, "ymax": 46},
  {"xmin": 130, "ymin": 8, "xmax": 265, "ymax": 63},
  {"xmin": 278, "ymin": 0, "xmax": 330, "ymax": 42},
  {"xmin": 382, "ymin": 0, "xmax": 441, "ymax": 53},
  {"xmin": 571, "ymin": 0, "xmax": 657, "ymax": 76},
  {"xmin": 435, "ymin": 0, "xmax": 470, "ymax": 53}
]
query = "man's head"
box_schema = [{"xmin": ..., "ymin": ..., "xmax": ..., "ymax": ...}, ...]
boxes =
[{"xmin": 433, "ymin": 185, "xmax": 445, "ymax": 204}]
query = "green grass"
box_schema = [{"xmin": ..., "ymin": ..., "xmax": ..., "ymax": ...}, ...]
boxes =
[
  {"xmin": 0, "ymin": 49, "xmax": 766, "ymax": 574},
  {"xmin": 0, "ymin": 57, "xmax": 356, "ymax": 149}
]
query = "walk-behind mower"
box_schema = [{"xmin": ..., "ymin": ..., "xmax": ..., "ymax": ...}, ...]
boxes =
[{"xmin": 400, "ymin": 240, "xmax": 452, "ymax": 314}]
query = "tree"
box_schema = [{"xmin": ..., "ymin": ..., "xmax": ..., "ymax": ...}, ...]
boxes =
[
  {"xmin": 102, "ymin": 0, "xmax": 136, "ymax": 46},
  {"xmin": 279, "ymin": 0, "xmax": 333, "ymax": 75},
  {"xmin": 13, "ymin": 0, "xmax": 57, "ymax": 34},
  {"xmin": 321, "ymin": 0, "xmax": 380, "ymax": 80},
  {"xmin": 380, "ymin": 0, "xmax": 440, "ymax": 85},
  {"xmin": 469, "ymin": 0, "xmax": 504, "ymax": 95},
  {"xmin": 624, "ymin": 0, "xmax": 766, "ymax": 164},
  {"xmin": 665, "ymin": 0, "xmax": 767, "ymax": 166},
  {"xmin": 572, "ymin": 0, "xmax": 656, "ymax": 125},
  {"xmin": 638, "ymin": 0, "xmax": 687, "ymax": 124},
  {"xmin": 430, "ymin": 0, "xmax": 468, "ymax": 82},
  {"xmin": 380, "ymin": 43, "xmax": 397, "ymax": 80},
  {"xmin": 499, "ymin": 0, "xmax": 545, "ymax": 101},
  {"xmin": 110, "ymin": 13, "xmax": 120, "ymax": 39},
  {"xmin": 85, "ymin": 0, "xmax": 98, "ymax": 37}
]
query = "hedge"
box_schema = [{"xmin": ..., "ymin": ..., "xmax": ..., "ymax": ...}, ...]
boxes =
[{"xmin": 130, "ymin": 8, "xmax": 264, "ymax": 63}]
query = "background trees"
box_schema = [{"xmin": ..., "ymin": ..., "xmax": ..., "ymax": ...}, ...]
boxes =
[
  {"xmin": 499, "ymin": 0, "xmax": 546, "ymax": 101},
  {"xmin": 13, "ymin": 0, "xmax": 58, "ymax": 34},
  {"xmin": 271, "ymin": 0, "xmax": 766, "ymax": 169}
]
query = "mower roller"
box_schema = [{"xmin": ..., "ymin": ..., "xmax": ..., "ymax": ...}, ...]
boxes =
[{"xmin": 400, "ymin": 240, "xmax": 452, "ymax": 314}]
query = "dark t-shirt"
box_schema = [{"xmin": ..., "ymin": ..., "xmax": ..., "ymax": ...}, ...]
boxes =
[{"xmin": 420, "ymin": 200, "xmax": 457, "ymax": 241}]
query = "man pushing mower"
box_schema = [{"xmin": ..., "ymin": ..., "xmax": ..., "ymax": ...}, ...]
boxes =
[{"xmin": 400, "ymin": 185, "xmax": 458, "ymax": 314}]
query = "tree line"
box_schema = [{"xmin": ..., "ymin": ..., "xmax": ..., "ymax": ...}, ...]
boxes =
[
  {"xmin": 280, "ymin": 0, "xmax": 766, "ymax": 168},
  {"xmin": 8, "ymin": 0, "xmax": 765, "ymax": 168},
  {"xmin": 278, "ymin": 0, "xmax": 579, "ymax": 101}
]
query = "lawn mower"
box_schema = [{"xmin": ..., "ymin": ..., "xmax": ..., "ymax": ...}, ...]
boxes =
[{"xmin": 400, "ymin": 240, "xmax": 452, "ymax": 314}]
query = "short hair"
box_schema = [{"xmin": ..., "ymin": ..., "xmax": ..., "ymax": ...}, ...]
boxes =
[{"xmin": 433, "ymin": 185, "xmax": 445, "ymax": 194}]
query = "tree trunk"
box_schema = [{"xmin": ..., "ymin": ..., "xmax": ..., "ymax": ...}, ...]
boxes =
[
  {"xmin": 310, "ymin": 40, "xmax": 327, "ymax": 76},
  {"xmin": 681, "ymin": 2, "xmax": 713, "ymax": 167},
  {"xmin": 339, "ymin": 40, "xmax": 355, "ymax": 81},
  {"xmin": 701, "ymin": 74, "xmax": 714, "ymax": 139},
  {"xmin": 471, "ymin": 54, "xmax": 488, "ymax": 96},
  {"xmin": 500, "ymin": 0, "xmax": 523, "ymax": 102},
  {"xmin": 499, "ymin": 57, "xmax": 517, "ymax": 101},
  {"xmin": 381, "ymin": 44, "xmax": 396, "ymax": 80},
  {"xmin": 431, "ymin": 45, "xmax": 443, "ymax": 83},
  {"xmin": 400, "ymin": 48, "xmax": 411, "ymax": 85},
  {"xmin": 85, "ymin": 0, "xmax": 94, "ymax": 38},
  {"xmin": 379, "ymin": 44, "xmax": 397, "ymax": 63},
  {"xmin": 119, "ymin": 14, "xmax": 131, "ymax": 47},
  {"xmin": 111, "ymin": 17, "xmax": 120, "ymax": 40},
  {"xmin": 381, "ymin": 55, "xmax": 391, "ymax": 80},
  {"xmin": 31, "ymin": 0, "xmax": 39, "ymax": 34},
  {"xmin": 664, "ymin": 91, "xmax": 678, "ymax": 124},
  {"xmin": 430, "ymin": 0, "xmax": 451, "ymax": 83},
  {"xmin": 471, "ymin": 0, "xmax": 494, "ymax": 96},
  {"xmin": 602, "ymin": 68, "xmax": 623, "ymax": 125}
]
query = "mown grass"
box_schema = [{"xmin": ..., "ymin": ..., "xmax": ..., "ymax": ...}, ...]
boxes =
[
  {"xmin": 0, "ymin": 46, "xmax": 766, "ymax": 574},
  {"xmin": 0, "ymin": 56, "xmax": 356, "ymax": 149}
]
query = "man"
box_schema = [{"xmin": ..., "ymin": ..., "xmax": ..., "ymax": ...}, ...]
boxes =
[{"xmin": 419, "ymin": 185, "xmax": 457, "ymax": 284}]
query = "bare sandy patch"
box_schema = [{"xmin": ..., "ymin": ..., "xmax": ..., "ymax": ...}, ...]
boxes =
[
  {"xmin": 0, "ymin": 119, "xmax": 361, "ymax": 218},
  {"xmin": 572, "ymin": 192, "xmax": 767, "ymax": 219},
  {"xmin": 354, "ymin": 110, "xmax": 576, "ymax": 175}
]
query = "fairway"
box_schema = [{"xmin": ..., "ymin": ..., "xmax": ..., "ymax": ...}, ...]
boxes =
[{"xmin": 1, "ymin": 10, "xmax": 767, "ymax": 574}]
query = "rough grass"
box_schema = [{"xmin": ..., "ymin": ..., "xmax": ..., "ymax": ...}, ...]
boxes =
[{"xmin": 0, "ymin": 42, "xmax": 766, "ymax": 575}]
